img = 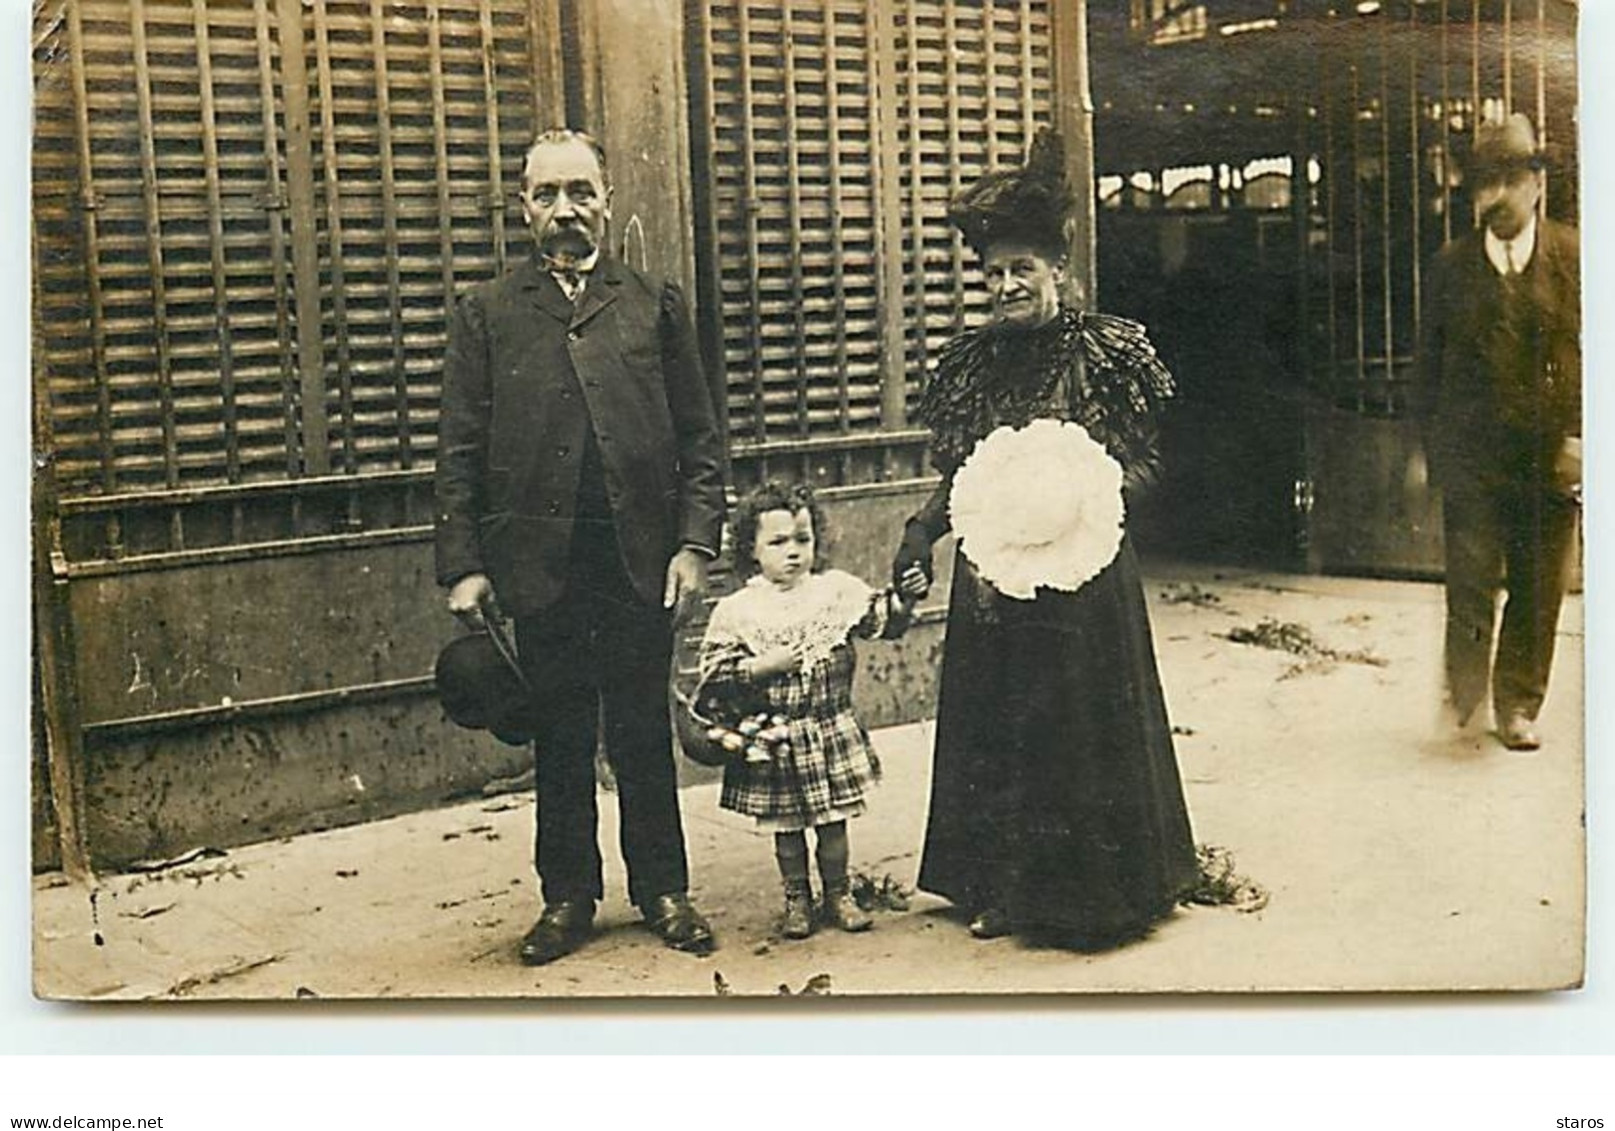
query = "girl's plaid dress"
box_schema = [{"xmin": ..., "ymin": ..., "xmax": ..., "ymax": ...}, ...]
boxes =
[{"xmin": 699, "ymin": 570, "xmax": 908, "ymax": 831}]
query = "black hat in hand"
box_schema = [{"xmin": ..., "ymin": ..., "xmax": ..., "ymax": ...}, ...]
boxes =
[{"xmin": 435, "ymin": 627, "xmax": 538, "ymax": 746}]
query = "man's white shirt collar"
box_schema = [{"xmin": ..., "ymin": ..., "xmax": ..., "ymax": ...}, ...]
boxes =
[
  {"xmin": 1485, "ymin": 214, "xmax": 1538, "ymax": 277},
  {"xmin": 548, "ymin": 249, "xmax": 600, "ymax": 300}
]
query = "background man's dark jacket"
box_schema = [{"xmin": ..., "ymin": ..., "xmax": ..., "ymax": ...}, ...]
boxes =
[
  {"xmin": 1416, "ymin": 217, "xmax": 1581, "ymax": 490},
  {"xmin": 434, "ymin": 254, "xmax": 727, "ymax": 616}
]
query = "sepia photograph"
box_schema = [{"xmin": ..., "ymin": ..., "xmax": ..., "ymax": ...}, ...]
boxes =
[{"xmin": 27, "ymin": 0, "xmax": 1585, "ymax": 1001}]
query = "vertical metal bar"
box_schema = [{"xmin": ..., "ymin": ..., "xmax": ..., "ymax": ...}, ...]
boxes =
[
  {"xmin": 821, "ymin": 0, "xmax": 851, "ymax": 455},
  {"xmin": 129, "ymin": 0, "xmax": 184, "ymax": 548},
  {"xmin": 782, "ymin": 11, "xmax": 809, "ymax": 439},
  {"xmin": 370, "ymin": 0, "xmax": 411, "ymax": 471},
  {"xmin": 311, "ymin": 0, "xmax": 356, "ymax": 475},
  {"xmin": 276, "ymin": 0, "xmax": 331, "ymax": 476},
  {"xmin": 735, "ymin": 0, "xmax": 766, "ymax": 442},
  {"xmin": 1350, "ymin": 61, "xmax": 1366, "ymax": 410},
  {"xmin": 1503, "ymin": 0, "xmax": 1513, "ymax": 114},
  {"xmin": 871, "ymin": 0, "xmax": 908, "ymax": 432},
  {"xmin": 1323, "ymin": 46, "xmax": 1339, "ymax": 387},
  {"xmin": 1408, "ymin": 0, "xmax": 1422, "ymax": 392},
  {"xmin": 1290, "ymin": 44, "xmax": 1312, "ymax": 394},
  {"xmin": 983, "ymin": 0, "xmax": 999, "ymax": 168},
  {"xmin": 1537, "ymin": 0, "xmax": 1548, "ymax": 215},
  {"xmin": 1441, "ymin": 0, "xmax": 1452, "ymax": 244},
  {"xmin": 1379, "ymin": 12, "xmax": 1394, "ymax": 403},
  {"xmin": 943, "ymin": 0, "xmax": 965, "ymax": 334},
  {"xmin": 1470, "ymin": 0, "xmax": 1480, "ymax": 128},
  {"xmin": 427, "ymin": 0, "xmax": 458, "ymax": 315},
  {"xmin": 477, "ymin": 0, "xmax": 508, "ymax": 274},
  {"xmin": 191, "ymin": 1, "xmax": 243, "ymax": 507},
  {"xmin": 1017, "ymin": 0, "xmax": 1036, "ymax": 145},
  {"xmin": 252, "ymin": 0, "xmax": 302, "ymax": 484},
  {"xmin": 64, "ymin": 1, "xmax": 120, "ymax": 555},
  {"xmin": 903, "ymin": 0, "xmax": 927, "ymax": 386}
]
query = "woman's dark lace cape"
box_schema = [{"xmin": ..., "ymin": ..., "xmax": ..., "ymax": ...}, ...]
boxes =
[{"xmin": 915, "ymin": 307, "xmax": 1175, "ymax": 482}]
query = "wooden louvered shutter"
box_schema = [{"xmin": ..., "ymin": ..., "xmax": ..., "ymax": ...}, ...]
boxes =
[
  {"xmin": 34, "ymin": 0, "xmax": 541, "ymax": 563},
  {"xmin": 689, "ymin": 0, "xmax": 1056, "ymax": 485},
  {"xmin": 888, "ymin": 1, "xmax": 1055, "ymax": 391},
  {"xmin": 34, "ymin": 0, "xmax": 302, "ymax": 500},
  {"xmin": 301, "ymin": 0, "xmax": 535, "ymax": 477}
]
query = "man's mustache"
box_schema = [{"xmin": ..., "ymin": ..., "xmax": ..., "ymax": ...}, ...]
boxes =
[{"xmin": 543, "ymin": 223, "xmax": 597, "ymax": 250}]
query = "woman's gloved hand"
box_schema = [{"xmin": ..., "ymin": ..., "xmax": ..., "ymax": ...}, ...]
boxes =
[{"xmin": 891, "ymin": 519, "xmax": 935, "ymax": 591}]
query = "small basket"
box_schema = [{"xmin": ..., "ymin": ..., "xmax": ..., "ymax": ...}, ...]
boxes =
[
  {"xmin": 672, "ymin": 681, "xmax": 737, "ymax": 768},
  {"xmin": 672, "ymin": 678, "xmax": 794, "ymax": 769}
]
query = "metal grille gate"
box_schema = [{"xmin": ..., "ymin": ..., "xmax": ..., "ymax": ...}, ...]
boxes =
[{"xmin": 1091, "ymin": 0, "xmax": 1577, "ymax": 576}]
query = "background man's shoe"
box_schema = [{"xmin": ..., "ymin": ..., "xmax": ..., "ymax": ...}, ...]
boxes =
[
  {"xmin": 1498, "ymin": 712, "xmax": 1542, "ymax": 751},
  {"xmin": 641, "ymin": 892, "xmax": 716, "ymax": 954},
  {"xmin": 519, "ymin": 900, "xmax": 595, "ymax": 966}
]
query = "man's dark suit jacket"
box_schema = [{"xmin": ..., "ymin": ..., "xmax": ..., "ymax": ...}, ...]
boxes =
[
  {"xmin": 434, "ymin": 254, "xmax": 727, "ymax": 617},
  {"xmin": 1416, "ymin": 217, "xmax": 1581, "ymax": 491}
]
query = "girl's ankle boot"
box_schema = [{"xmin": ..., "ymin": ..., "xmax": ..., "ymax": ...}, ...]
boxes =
[
  {"xmin": 822, "ymin": 880, "xmax": 872, "ymax": 932},
  {"xmin": 781, "ymin": 880, "xmax": 815, "ymax": 939}
]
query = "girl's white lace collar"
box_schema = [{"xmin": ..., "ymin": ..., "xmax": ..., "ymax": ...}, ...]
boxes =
[{"xmin": 713, "ymin": 570, "xmax": 876, "ymax": 667}]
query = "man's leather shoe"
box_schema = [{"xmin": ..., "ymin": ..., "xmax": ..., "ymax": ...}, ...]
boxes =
[
  {"xmin": 640, "ymin": 892, "xmax": 716, "ymax": 954},
  {"xmin": 1498, "ymin": 711, "xmax": 1542, "ymax": 751},
  {"xmin": 519, "ymin": 900, "xmax": 595, "ymax": 966}
]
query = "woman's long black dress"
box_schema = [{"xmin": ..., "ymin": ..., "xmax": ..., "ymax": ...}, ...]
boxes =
[{"xmin": 910, "ymin": 308, "xmax": 1198, "ymax": 949}]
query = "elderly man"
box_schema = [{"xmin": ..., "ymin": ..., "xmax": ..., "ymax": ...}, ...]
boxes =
[
  {"xmin": 435, "ymin": 129, "xmax": 727, "ymax": 963},
  {"xmin": 1417, "ymin": 113, "xmax": 1581, "ymax": 752}
]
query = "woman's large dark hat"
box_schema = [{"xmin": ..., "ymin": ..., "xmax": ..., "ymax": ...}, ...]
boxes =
[
  {"xmin": 949, "ymin": 128, "xmax": 1074, "ymax": 259},
  {"xmin": 435, "ymin": 625, "xmax": 538, "ymax": 746}
]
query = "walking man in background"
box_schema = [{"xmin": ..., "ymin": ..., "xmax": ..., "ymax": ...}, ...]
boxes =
[
  {"xmin": 1417, "ymin": 113, "xmax": 1581, "ymax": 752},
  {"xmin": 435, "ymin": 129, "xmax": 727, "ymax": 963}
]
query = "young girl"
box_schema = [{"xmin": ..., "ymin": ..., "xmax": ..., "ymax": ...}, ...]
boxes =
[{"xmin": 699, "ymin": 482, "xmax": 927, "ymax": 939}]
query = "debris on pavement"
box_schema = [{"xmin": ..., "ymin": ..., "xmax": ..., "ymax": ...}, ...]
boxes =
[
  {"xmin": 335, "ymin": 869, "xmax": 359, "ymax": 879},
  {"xmin": 295, "ymin": 986, "xmax": 319, "ymax": 999},
  {"xmin": 482, "ymin": 769, "xmax": 535, "ymax": 797},
  {"xmin": 713, "ymin": 971, "xmax": 733, "ymax": 996},
  {"xmin": 162, "ymin": 952, "xmax": 286, "ymax": 998},
  {"xmin": 778, "ymin": 973, "xmax": 833, "ymax": 996},
  {"xmin": 1159, "ymin": 582, "xmax": 1226, "ymax": 609},
  {"xmin": 126, "ymin": 846, "xmax": 228, "ymax": 874},
  {"xmin": 118, "ymin": 902, "xmax": 175, "ymax": 920},
  {"xmin": 1181, "ymin": 845, "xmax": 1269, "ymax": 914},
  {"xmin": 125, "ymin": 860, "xmax": 246, "ymax": 894},
  {"xmin": 850, "ymin": 872, "xmax": 911, "ymax": 913},
  {"xmin": 1171, "ymin": 725, "xmax": 1197, "ymax": 737},
  {"xmin": 1221, "ymin": 617, "xmax": 1388, "ymax": 679}
]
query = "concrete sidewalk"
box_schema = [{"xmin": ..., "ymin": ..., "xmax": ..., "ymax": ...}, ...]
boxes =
[{"xmin": 32, "ymin": 565, "xmax": 1585, "ymax": 999}]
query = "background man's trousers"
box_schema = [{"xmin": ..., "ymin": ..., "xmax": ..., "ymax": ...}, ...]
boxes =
[{"xmin": 1440, "ymin": 481, "xmax": 1578, "ymax": 723}]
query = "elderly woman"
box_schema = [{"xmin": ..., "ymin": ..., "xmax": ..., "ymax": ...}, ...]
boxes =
[{"xmin": 891, "ymin": 131, "xmax": 1198, "ymax": 950}]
